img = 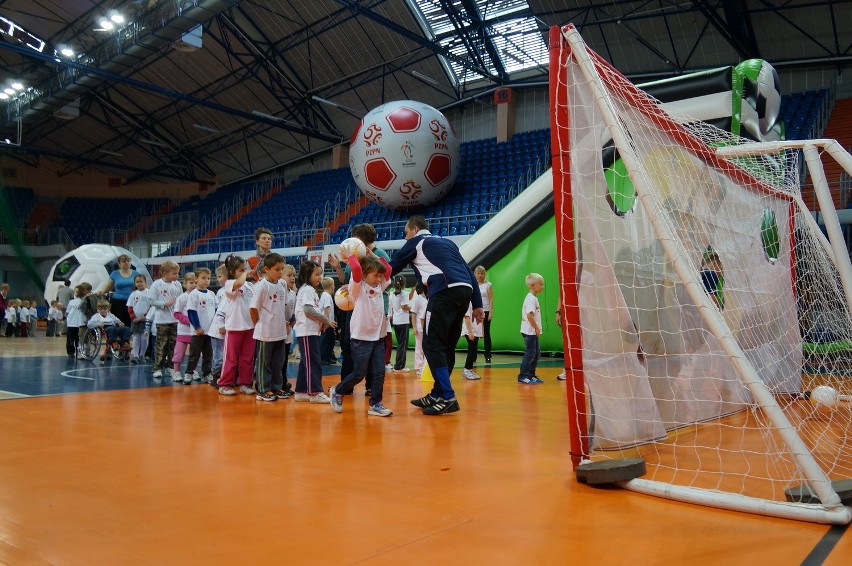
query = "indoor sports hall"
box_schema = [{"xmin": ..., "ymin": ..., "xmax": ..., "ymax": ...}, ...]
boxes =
[{"xmin": 2, "ymin": 1, "xmax": 852, "ymax": 564}]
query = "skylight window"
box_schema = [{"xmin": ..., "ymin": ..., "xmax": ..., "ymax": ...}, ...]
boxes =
[{"xmin": 407, "ymin": 0, "xmax": 548, "ymax": 86}]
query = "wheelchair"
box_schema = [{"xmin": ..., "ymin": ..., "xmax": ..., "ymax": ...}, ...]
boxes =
[{"xmin": 78, "ymin": 326, "xmax": 127, "ymax": 363}]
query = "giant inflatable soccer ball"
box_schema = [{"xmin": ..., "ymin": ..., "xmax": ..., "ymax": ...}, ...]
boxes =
[
  {"xmin": 350, "ymin": 100, "xmax": 460, "ymax": 210},
  {"xmin": 44, "ymin": 244, "xmax": 152, "ymax": 303}
]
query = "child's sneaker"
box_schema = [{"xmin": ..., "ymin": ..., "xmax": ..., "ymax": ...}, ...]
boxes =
[
  {"xmin": 310, "ymin": 393, "xmax": 331, "ymax": 404},
  {"xmin": 183, "ymin": 372, "xmax": 193, "ymax": 384},
  {"xmin": 329, "ymin": 385, "xmax": 343, "ymax": 413},
  {"xmin": 294, "ymin": 392, "xmax": 310, "ymax": 402},
  {"xmin": 152, "ymin": 369, "xmax": 163, "ymax": 378},
  {"xmin": 256, "ymin": 391, "xmax": 277, "ymax": 402},
  {"xmin": 368, "ymin": 403, "xmax": 393, "ymax": 417},
  {"xmin": 531, "ymin": 376, "xmax": 544, "ymax": 384},
  {"xmin": 557, "ymin": 370, "xmax": 567, "ymax": 381},
  {"xmin": 239, "ymin": 385, "xmax": 256, "ymax": 395},
  {"xmin": 272, "ymin": 389, "xmax": 292, "ymax": 399},
  {"xmin": 518, "ymin": 377, "xmax": 534, "ymax": 384},
  {"xmin": 422, "ymin": 397, "xmax": 459, "ymax": 415},
  {"xmin": 410, "ymin": 394, "xmax": 438, "ymax": 408},
  {"xmin": 202, "ymin": 374, "xmax": 213, "ymax": 383},
  {"xmin": 393, "ymin": 367, "xmax": 410, "ymax": 373},
  {"xmin": 462, "ymin": 368, "xmax": 481, "ymax": 380},
  {"xmin": 172, "ymin": 371, "xmax": 183, "ymax": 382},
  {"xmin": 192, "ymin": 371, "xmax": 202, "ymax": 381},
  {"xmin": 218, "ymin": 386, "xmax": 237, "ymax": 396},
  {"xmin": 385, "ymin": 363, "xmax": 394, "ymax": 372}
]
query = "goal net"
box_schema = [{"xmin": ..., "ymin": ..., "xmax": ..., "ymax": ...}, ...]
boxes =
[{"xmin": 550, "ymin": 24, "xmax": 852, "ymax": 524}]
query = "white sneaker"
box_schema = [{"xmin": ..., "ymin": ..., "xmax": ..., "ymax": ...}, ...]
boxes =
[
  {"xmin": 394, "ymin": 367, "xmax": 411, "ymax": 373},
  {"xmin": 294, "ymin": 393, "xmax": 310, "ymax": 402},
  {"xmin": 183, "ymin": 372, "xmax": 193, "ymax": 384},
  {"xmin": 557, "ymin": 370, "xmax": 567, "ymax": 381},
  {"xmin": 152, "ymin": 369, "xmax": 163, "ymax": 378},
  {"xmin": 385, "ymin": 364, "xmax": 394, "ymax": 372},
  {"xmin": 462, "ymin": 368, "xmax": 481, "ymax": 380},
  {"xmin": 193, "ymin": 371, "xmax": 202, "ymax": 381},
  {"xmin": 310, "ymin": 393, "xmax": 331, "ymax": 404},
  {"xmin": 172, "ymin": 371, "xmax": 183, "ymax": 382},
  {"xmin": 239, "ymin": 385, "xmax": 256, "ymax": 395}
]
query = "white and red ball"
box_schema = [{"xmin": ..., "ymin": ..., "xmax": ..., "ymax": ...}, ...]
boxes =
[
  {"xmin": 349, "ymin": 100, "xmax": 460, "ymax": 210},
  {"xmin": 334, "ymin": 285, "xmax": 354, "ymax": 312},
  {"xmin": 339, "ymin": 237, "xmax": 367, "ymax": 259},
  {"xmin": 810, "ymin": 385, "xmax": 839, "ymax": 411}
]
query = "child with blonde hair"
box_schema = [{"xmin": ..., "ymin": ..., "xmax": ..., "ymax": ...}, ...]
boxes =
[
  {"xmin": 171, "ymin": 272, "xmax": 197, "ymax": 383},
  {"xmin": 148, "ymin": 261, "xmax": 182, "ymax": 379},
  {"xmin": 518, "ymin": 273, "xmax": 544, "ymax": 384}
]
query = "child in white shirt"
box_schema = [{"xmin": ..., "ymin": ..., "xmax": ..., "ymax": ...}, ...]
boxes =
[
  {"xmin": 147, "ymin": 261, "xmax": 182, "ymax": 378},
  {"xmin": 294, "ymin": 260, "xmax": 335, "ymax": 403},
  {"xmin": 410, "ymin": 284, "xmax": 428, "ymax": 377},
  {"xmin": 171, "ymin": 272, "xmax": 197, "ymax": 383},
  {"xmin": 4, "ymin": 300, "xmax": 18, "ymax": 338},
  {"xmin": 518, "ymin": 273, "xmax": 544, "ymax": 384},
  {"xmin": 207, "ymin": 264, "xmax": 228, "ymax": 385},
  {"xmin": 250, "ymin": 254, "xmax": 290, "ymax": 401},
  {"xmin": 328, "ymin": 253, "xmax": 393, "ymax": 416},
  {"xmin": 65, "ymin": 288, "xmax": 84, "ymax": 356},
  {"xmin": 126, "ymin": 274, "xmax": 151, "ymax": 364},
  {"xmin": 217, "ymin": 255, "xmax": 257, "ymax": 396},
  {"xmin": 388, "ymin": 276, "xmax": 411, "ymax": 372},
  {"xmin": 462, "ymin": 302, "xmax": 484, "ymax": 380},
  {"xmin": 46, "ymin": 301, "xmax": 63, "ymax": 337},
  {"xmin": 18, "ymin": 300, "xmax": 30, "ymax": 337},
  {"xmin": 87, "ymin": 300, "xmax": 131, "ymax": 360},
  {"xmin": 319, "ymin": 277, "xmax": 337, "ymax": 364},
  {"xmin": 185, "ymin": 268, "xmax": 217, "ymax": 384}
]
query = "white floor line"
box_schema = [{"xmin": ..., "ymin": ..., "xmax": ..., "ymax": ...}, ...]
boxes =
[
  {"xmin": 60, "ymin": 369, "xmax": 96, "ymax": 381},
  {"xmin": 0, "ymin": 390, "xmax": 30, "ymax": 398}
]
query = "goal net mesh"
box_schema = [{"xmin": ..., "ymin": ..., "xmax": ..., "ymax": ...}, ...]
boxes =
[{"xmin": 551, "ymin": 25, "xmax": 852, "ymax": 518}]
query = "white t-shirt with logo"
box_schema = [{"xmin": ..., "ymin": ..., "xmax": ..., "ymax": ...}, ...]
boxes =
[
  {"xmin": 187, "ymin": 288, "xmax": 217, "ymax": 334},
  {"xmin": 251, "ymin": 279, "xmax": 289, "ymax": 342},
  {"xmin": 389, "ymin": 290, "xmax": 410, "ymax": 326},
  {"xmin": 294, "ymin": 284, "xmax": 322, "ymax": 337},
  {"xmin": 223, "ymin": 279, "xmax": 255, "ymax": 332}
]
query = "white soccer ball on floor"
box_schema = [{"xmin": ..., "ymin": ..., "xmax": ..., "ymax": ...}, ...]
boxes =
[
  {"xmin": 339, "ymin": 237, "xmax": 367, "ymax": 259},
  {"xmin": 810, "ymin": 385, "xmax": 839, "ymax": 410},
  {"xmin": 334, "ymin": 285, "xmax": 354, "ymax": 311}
]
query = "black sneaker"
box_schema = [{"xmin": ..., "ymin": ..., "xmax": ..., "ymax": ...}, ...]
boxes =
[
  {"xmin": 410, "ymin": 394, "xmax": 438, "ymax": 408},
  {"xmin": 422, "ymin": 397, "xmax": 460, "ymax": 415},
  {"xmin": 256, "ymin": 391, "xmax": 277, "ymax": 402}
]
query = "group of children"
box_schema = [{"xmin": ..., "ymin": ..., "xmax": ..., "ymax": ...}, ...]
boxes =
[{"xmin": 3, "ymin": 298, "xmax": 39, "ymax": 338}]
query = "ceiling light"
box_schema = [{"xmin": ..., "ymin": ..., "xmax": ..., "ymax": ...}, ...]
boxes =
[
  {"xmin": 11, "ymin": 82, "xmax": 23, "ymax": 91},
  {"xmin": 412, "ymin": 71, "xmax": 439, "ymax": 85},
  {"xmin": 110, "ymin": 14, "xmax": 125, "ymax": 25},
  {"xmin": 140, "ymin": 138, "xmax": 169, "ymax": 148},
  {"xmin": 98, "ymin": 19, "xmax": 114, "ymax": 31},
  {"xmin": 99, "ymin": 149, "xmax": 124, "ymax": 157},
  {"xmin": 60, "ymin": 47, "xmax": 74, "ymax": 57},
  {"xmin": 0, "ymin": 93, "xmax": 8, "ymax": 100},
  {"xmin": 3, "ymin": 88, "xmax": 15, "ymax": 95},
  {"xmin": 192, "ymin": 123, "xmax": 220, "ymax": 133}
]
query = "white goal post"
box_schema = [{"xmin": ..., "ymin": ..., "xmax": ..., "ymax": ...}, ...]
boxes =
[{"xmin": 550, "ymin": 24, "xmax": 852, "ymax": 524}]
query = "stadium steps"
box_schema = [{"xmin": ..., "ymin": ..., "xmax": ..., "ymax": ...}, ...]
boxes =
[
  {"xmin": 178, "ymin": 183, "xmax": 284, "ymax": 256},
  {"xmin": 118, "ymin": 201, "xmax": 176, "ymax": 247},
  {"xmin": 26, "ymin": 201, "xmax": 58, "ymax": 231},
  {"xmin": 302, "ymin": 195, "xmax": 370, "ymax": 247},
  {"xmin": 802, "ymin": 98, "xmax": 852, "ymax": 210}
]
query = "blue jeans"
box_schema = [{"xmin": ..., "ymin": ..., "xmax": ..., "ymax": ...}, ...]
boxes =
[
  {"xmin": 518, "ymin": 333, "xmax": 540, "ymax": 379},
  {"xmin": 335, "ymin": 338, "xmax": 386, "ymax": 406}
]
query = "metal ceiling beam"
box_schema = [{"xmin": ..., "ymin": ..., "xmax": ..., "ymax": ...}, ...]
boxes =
[
  {"xmin": 333, "ymin": 0, "xmax": 502, "ymax": 84},
  {"xmin": 693, "ymin": 0, "xmax": 759, "ymax": 59},
  {"xmin": 0, "ymin": 41, "xmax": 342, "ymax": 143}
]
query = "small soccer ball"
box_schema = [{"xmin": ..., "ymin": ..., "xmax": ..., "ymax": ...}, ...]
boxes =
[
  {"xmin": 339, "ymin": 237, "xmax": 367, "ymax": 259},
  {"xmin": 810, "ymin": 385, "xmax": 839, "ymax": 410},
  {"xmin": 334, "ymin": 285, "xmax": 354, "ymax": 311}
]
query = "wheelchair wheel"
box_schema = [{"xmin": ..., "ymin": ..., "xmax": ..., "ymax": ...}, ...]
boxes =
[{"xmin": 78, "ymin": 328, "xmax": 103, "ymax": 361}]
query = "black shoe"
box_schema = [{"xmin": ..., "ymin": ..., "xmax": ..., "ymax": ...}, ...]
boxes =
[
  {"xmin": 422, "ymin": 397, "xmax": 460, "ymax": 415},
  {"xmin": 410, "ymin": 394, "xmax": 438, "ymax": 408}
]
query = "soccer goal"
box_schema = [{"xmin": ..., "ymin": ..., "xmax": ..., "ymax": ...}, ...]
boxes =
[{"xmin": 550, "ymin": 24, "xmax": 852, "ymax": 524}]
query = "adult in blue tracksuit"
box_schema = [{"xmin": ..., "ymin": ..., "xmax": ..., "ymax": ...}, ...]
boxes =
[{"xmin": 390, "ymin": 215, "xmax": 484, "ymax": 415}]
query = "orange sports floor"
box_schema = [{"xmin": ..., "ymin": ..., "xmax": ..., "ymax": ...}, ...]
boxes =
[{"xmin": 0, "ymin": 335, "xmax": 850, "ymax": 565}]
